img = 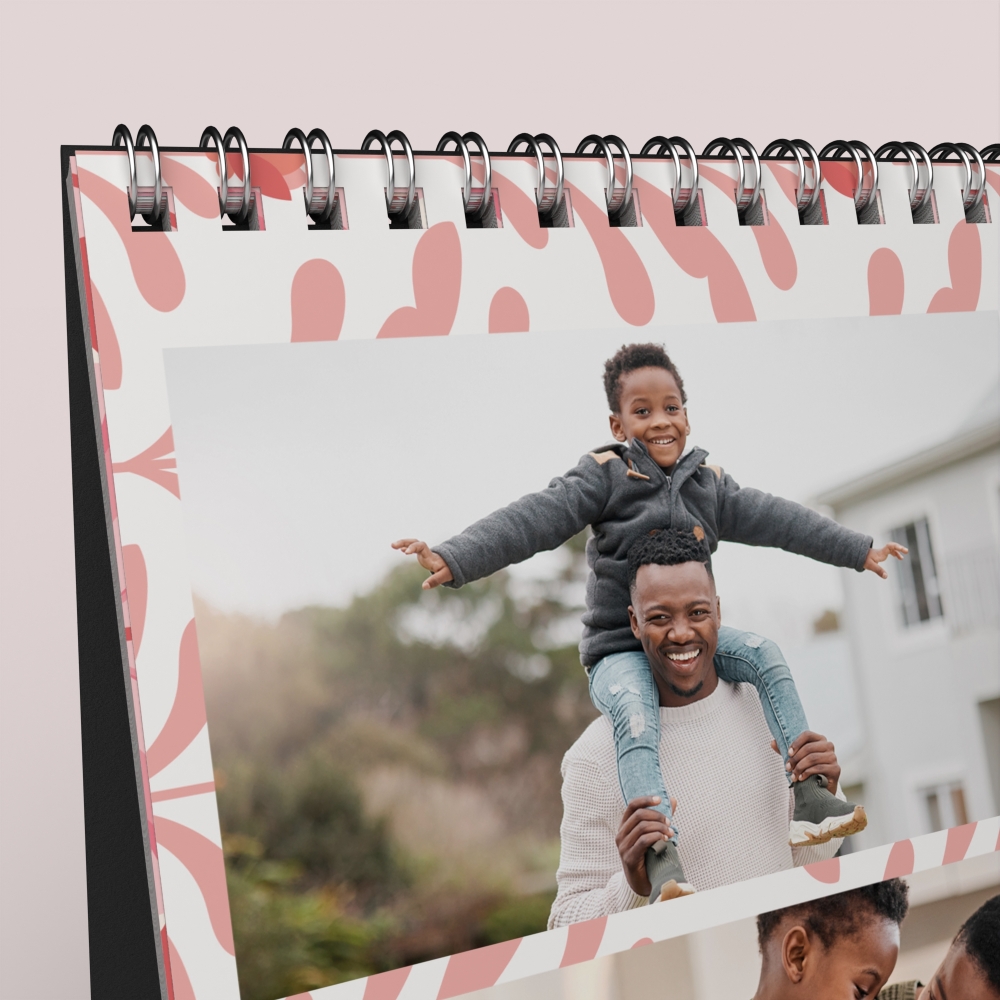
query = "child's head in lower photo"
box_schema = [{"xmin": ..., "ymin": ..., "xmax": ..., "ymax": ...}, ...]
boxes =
[
  {"xmin": 919, "ymin": 893, "xmax": 1000, "ymax": 1000},
  {"xmin": 753, "ymin": 879, "xmax": 910, "ymax": 1000},
  {"xmin": 603, "ymin": 343, "xmax": 690, "ymax": 470}
]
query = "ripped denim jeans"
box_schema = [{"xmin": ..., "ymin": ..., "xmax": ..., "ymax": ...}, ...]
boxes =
[{"xmin": 587, "ymin": 626, "xmax": 809, "ymax": 842}]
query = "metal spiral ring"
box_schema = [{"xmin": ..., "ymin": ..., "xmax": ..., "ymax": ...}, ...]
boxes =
[
  {"xmin": 508, "ymin": 133, "xmax": 564, "ymax": 215},
  {"xmin": 282, "ymin": 128, "xmax": 314, "ymax": 211},
  {"xmin": 112, "ymin": 124, "xmax": 137, "ymax": 220},
  {"xmin": 876, "ymin": 142, "xmax": 933, "ymax": 211},
  {"xmin": 437, "ymin": 132, "xmax": 473, "ymax": 213},
  {"xmin": 819, "ymin": 140, "xmax": 865, "ymax": 209},
  {"xmin": 306, "ymin": 129, "xmax": 336, "ymax": 223},
  {"xmin": 576, "ymin": 135, "xmax": 633, "ymax": 215},
  {"xmin": 703, "ymin": 137, "xmax": 762, "ymax": 214},
  {"xmin": 462, "ymin": 132, "xmax": 492, "ymax": 219},
  {"xmin": 642, "ymin": 136, "xmax": 700, "ymax": 214},
  {"xmin": 930, "ymin": 142, "xmax": 985, "ymax": 213},
  {"xmin": 982, "ymin": 144, "xmax": 1000, "ymax": 163},
  {"xmin": 362, "ymin": 129, "xmax": 415, "ymax": 217},
  {"xmin": 201, "ymin": 126, "xmax": 252, "ymax": 222},
  {"xmin": 200, "ymin": 127, "xmax": 227, "ymax": 217},
  {"xmin": 134, "ymin": 125, "xmax": 162, "ymax": 222},
  {"xmin": 762, "ymin": 138, "xmax": 821, "ymax": 214},
  {"xmin": 225, "ymin": 127, "xmax": 253, "ymax": 223}
]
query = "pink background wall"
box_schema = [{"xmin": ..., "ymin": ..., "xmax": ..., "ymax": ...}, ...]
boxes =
[{"xmin": 0, "ymin": 2, "xmax": 996, "ymax": 996}]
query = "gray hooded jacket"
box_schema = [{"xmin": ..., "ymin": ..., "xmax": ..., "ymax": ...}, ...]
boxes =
[{"xmin": 434, "ymin": 440, "xmax": 873, "ymax": 667}]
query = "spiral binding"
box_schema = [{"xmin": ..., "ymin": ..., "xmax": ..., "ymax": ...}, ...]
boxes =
[{"xmin": 108, "ymin": 126, "xmax": 996, "ymax": 228}]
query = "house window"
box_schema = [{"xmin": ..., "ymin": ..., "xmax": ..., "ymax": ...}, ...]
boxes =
[
  {"xmin": 890, "ymin": 518, "xmax": 944, "ymax": 626},
  {"xmin": 922, "ymin": 780, "xmax": 969, "ymax": 832}
]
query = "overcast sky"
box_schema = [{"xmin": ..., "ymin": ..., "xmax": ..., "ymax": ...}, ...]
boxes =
[{"xmin": 164, "ymin": 311, "xmax": 998, "ymax": 658}]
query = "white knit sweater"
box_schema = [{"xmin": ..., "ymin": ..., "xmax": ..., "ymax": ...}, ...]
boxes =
[{"xmin": 548, "ymin": 680, "xmax": 844, "ymax": 928}]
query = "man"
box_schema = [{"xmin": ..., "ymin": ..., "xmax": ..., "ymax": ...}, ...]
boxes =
[
  {"xmin": 879, "ymin": 893, "xmax": 1000, "ymax": 1000},
  {"xmin": 753, "ymin": 878, "xmax": 910, "ymax": 1000},
  {"xmin": 548, "ymin": 528, "xmax": 847, "ymax": 927}
]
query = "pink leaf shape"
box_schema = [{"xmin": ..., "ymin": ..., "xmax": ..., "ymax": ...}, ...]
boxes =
[
  {"xmin": 287, "ymin": 995, "xmax": 314, "ymax": 1000},
  {"xmin": 567, "ymin": 182, "xmax": 655, "ymax": 326},
  {"xmin": 166, "ymin": 935, "xmax": 195, "ymax": 1000},
  {"xmin": 882, "ymin": 839, "xmax": 915, "ymax": 879},
  {"xmin": 631, "ymin": 938, "xmax": 654, "ymax": 948},
  {"xmin": 868, "ymin": 248, "xmax": 905, "ymax": 315},
  {"xmin": 822, "ymin": 161, "xmax": 858, "ymax": 201},
  {"xmin": 633, "ymin": 176, "xmax": 756, "ymax": 322},
  {"xmin": 112, "ymin": 426, "xmax": 180, "ymax": 498},
  {"xmin": 160, "ymin": 156, "xmax": 220, "ymax": 219},
  {"xmin": 927, "ymin": 222, "xmax": 982, "ymax": 313},
  {"xmin": 985, "ymin": 168, "xmax": 1000, "ymax": 195},
  {"xmin": 291, "ymin": 259, "xmax": 346, "ymax": 342},
  {"xmin": 122, "ymin": 544, "xmax": 147, "ymax": 659},
  {"xmin": 700, "ymin": 163, "xmax": 797, "ymax": 291},
  {"xmin": 91, "ymin": 283, "xmax": 122, "ymax": 390},
  {"xmin": 155, "ymin": 816, "xmax": 234, "ymax": 955},
  {"xmin": 804, "ymin": 857, "xmax": 841, "ymax": 883},
  {"xmin": 560, "ymin": 916, "xmax": 607, "ymax": 967},
  {"xmin": 492, "ymin": 169, "xmax": 547, "ymax": 249},
  {"xmin": 363, "ymin": 968, "xmax": 411, "ymax": 1000},
  {"xmin": 77, "ymin": 167, "xmax": 185, "ymax": 312},
  {"xmin": 437, "ymin": 939, "xmax": 521, "ymax": 999},
  {"xmin": 249, "ymin": 153, "xmax": 292, "ymax": 201},
  {"xmin": 146, "ymin": 619, "xmax": 207, "ymax": 777},
  {"xmin": 378, "ymin": 223, "xmax": 462, "ymax": 338},
  {"xmin": 943, "ymin": 822, "xmax": 978, "ymax": 865},
  {"xmin": 488, "ymin": 287, "xmax": 530, "ymax": 333}
]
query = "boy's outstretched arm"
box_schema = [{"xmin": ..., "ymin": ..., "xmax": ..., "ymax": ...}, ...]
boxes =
[
  {"xmin": 392, "ymin": 539, "xmax": 453, "ymax": 589},
  {"xmin": 863, "ymin": 541, "xmax": 908, "ymax": 578}
]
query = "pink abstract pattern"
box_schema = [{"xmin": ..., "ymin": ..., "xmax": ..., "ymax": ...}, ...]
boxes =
[{"xmin": 70, "ymin": 147, "xmax": 997, "ymax": 1000}]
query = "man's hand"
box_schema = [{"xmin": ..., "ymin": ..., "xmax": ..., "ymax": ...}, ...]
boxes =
[
  {"xmin": 864, "ymin": 541, "xmax": 908, "ymax": 579},
  {"xmin": 773, "ymin": 732, "xmax": 841, "ymax": 794},
  {"xmin": 616, "ymin": 796, "xmax": 677, "ymax": 897},
  {"xmin": 391, "ymin": 539, "xmax": 454, "ymax": 589}
]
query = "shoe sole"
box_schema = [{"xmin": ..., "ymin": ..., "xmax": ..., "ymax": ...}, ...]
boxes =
[
  {"xmin": 788, "ymin": 806, "xmax": 868, "ymax": 847},
  {"xmin": 657, "ymin": 880, "xmax": 696, "ymax": 902}
]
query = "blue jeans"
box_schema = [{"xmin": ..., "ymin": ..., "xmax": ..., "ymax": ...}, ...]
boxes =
[{"xmin": 587, "ymin": 626, "xmax": 808, "ymax": 841}]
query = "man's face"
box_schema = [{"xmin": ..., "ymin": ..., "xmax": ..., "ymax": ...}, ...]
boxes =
[
  {"xmin": 609, "ymin": 366, "xmax": 690, "ymax": 470},
  {"xmin": 919, "ymin": 943, "xmax": 1000, "ymax": 1000},
  {"xmin": 628, "ymin": 560, "xmax": 720, "ymax": 706}
]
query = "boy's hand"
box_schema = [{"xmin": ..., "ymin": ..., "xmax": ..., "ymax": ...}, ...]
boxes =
[
  {"xmin": 391, "ymin": 539, "xmax": 454, "ymax": 589},
  {"xmin": 864, "ymin": 541, "xmax": 908, "ymax": 579}
]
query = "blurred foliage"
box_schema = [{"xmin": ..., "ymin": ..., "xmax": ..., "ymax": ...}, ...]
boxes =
[{"xmin": 198, "ymin": 532, "xmax": 594, "ymax": 999}]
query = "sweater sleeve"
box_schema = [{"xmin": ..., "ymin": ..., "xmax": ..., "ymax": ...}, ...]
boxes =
[
  {"xmin": 434, "ymin": 456, "xmax": 611, "ymax": 588},
  {"xmin": 715, "ymin": 470, "xmax": 873, "ymax": 572},
  {"xmin": 548, "ymin": 745, "xmax": 647, "ymax": 929}
]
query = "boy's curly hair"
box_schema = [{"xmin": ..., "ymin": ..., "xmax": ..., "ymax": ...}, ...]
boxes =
[
  {"xmin": 603, "ymin": 343, "xmax": 687, "ymax": 412},
  {"xmin": 955, "ymin": 893, "xmax": 1000, "ymax": 992},
  {"xmin": 756, "ymin": 879, "xmax": 910, "ymax": 953}
]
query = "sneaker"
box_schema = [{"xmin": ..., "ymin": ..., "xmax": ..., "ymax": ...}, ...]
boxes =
[
  {"xmin": 646, "ymin": 840, "xmax": 696, "ymax": 903},
  {"xmin": 789, "ymin": 774, "xmax": 868, "ymax": 846}
]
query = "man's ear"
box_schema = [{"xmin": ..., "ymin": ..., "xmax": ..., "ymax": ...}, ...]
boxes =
[
  {"xmin": 609, "ymin": 413, "xmax": 627, "ymax": 443},
  {"xmin": 628, "ymin": 604, "xmax": 640, "ymax": 638},
  {"xmin": 780, "ymin": 926, "xmax": 810, "ymax": 985}
]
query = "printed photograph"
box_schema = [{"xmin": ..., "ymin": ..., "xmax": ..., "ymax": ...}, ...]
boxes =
[
  {"xmin": 163, "ymin": 312, "xmax": 999, "ymax": 999},
  {"xmin": 463, "ymin": 849, "xmax": 1000, "ymax": 1000}
]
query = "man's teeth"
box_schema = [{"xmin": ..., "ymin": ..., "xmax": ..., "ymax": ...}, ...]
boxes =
[{"xmin": 667, "ymin": 650, "xmax": 698, "ymax": 662}]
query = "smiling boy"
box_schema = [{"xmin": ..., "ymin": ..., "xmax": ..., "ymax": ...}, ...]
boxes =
[{"xmin": 395, "ymin": 343, "xmax": 905, "ymax": 902}]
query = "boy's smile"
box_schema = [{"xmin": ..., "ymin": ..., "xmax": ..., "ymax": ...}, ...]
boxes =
[{"xmin": 609, "ymin": 366, "xmax": 690, "ymax": 470}]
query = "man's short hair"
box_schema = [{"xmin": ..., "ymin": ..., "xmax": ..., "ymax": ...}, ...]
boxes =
[
  {"xmin": 603, "ymin": 343, "xmax": 687, "ymax": 412},
  {"xmin": 627, "ymin": 528, "xmax": 713, "ymax": 595},
  {"xmin": 756, "ymin": 879, "xmax": 910, "ymax": 952},
  {"xmin": 954, "ymin": 893, "xmax": 1000, "ymax": 992}
]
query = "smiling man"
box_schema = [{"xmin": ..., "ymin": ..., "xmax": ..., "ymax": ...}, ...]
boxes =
[{"xmin": 548, "ymin": 528, "xmax": 847, "ymax": 927}]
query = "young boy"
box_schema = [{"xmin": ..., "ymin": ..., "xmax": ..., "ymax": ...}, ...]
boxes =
[
  {"xmin": 753, "ymin": 878, "xmax": 910, "ymax": 1000},
  {"xmin": 393, "ymin": 343, "xmax": 906, "ymax": 902}
]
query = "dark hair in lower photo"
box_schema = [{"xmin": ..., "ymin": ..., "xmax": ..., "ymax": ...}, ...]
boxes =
[
  {"xmin": 955, "ymin": 893, "xmax": 1000, "ymax": 992},
  {"xmin": 627, "ymin": 528, "xmax": 713, "ymax": 593},
  {"xmin": 756, "ymin": 879, "xmax": 910, "ymax": 952},
  {"xmin": 603, "ymin": 342, "xmax": 687, "ymax": 412}
]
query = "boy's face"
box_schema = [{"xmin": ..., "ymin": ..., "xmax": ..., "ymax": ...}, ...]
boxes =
[
  {"xmin": 919, "ymin": 943, "xmax": 1000, "ymax": 1000},
  {"xmin": 610, "ymin": 366, "xmax": 690, "ymax": 469}
]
